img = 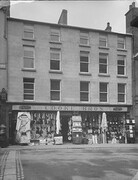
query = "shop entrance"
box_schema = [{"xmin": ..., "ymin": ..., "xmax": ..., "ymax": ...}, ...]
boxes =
[{"xmin": 61, "ymin": 116, "xmax": 70, "ymax": 142}]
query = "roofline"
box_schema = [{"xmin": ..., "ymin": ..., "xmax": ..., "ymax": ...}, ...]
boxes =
[{"xmin": 8, "ymin": 17, "xmax": 132, "ymax": 37}]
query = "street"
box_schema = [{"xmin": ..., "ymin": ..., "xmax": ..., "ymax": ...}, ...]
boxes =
[{"xmin": 1, "ymin": 144, "xmax": 138, "ymax": 180}]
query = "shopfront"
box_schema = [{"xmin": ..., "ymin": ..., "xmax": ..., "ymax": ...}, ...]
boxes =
[{"xmin": 9, "ymin": 104, "xmax": 135, "ymax": 145}]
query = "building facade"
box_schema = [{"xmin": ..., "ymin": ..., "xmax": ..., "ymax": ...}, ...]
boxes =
[
  {"xmin": 126, "ymin": 2, "xmax": 138, "ymax": 141},
  {"xmin": 0, "ymin": 5, "xmax": 133, "ymax": 145}
]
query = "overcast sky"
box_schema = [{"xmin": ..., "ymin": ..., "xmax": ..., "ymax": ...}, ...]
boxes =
[{"xmin": 10, "ymin": 0, "xmax": 138, "ymax": 34}]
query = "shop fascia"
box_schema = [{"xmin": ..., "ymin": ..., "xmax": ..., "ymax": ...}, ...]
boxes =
[{"xmin": 12, "ymin": 105, "xmax": 128, "ymax": 112}]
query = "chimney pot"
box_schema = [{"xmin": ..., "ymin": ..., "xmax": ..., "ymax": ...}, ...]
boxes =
[{"xmin": 105, "ymin": 22, "xmax": 112, "ymax": 32}]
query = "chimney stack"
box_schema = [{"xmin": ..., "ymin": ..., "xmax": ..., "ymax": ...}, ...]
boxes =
[
  {"xmin": 105, "ymin": 22, "xmax": 112, "ymax": 32},
  {"xmin": 129, "ymin": 2, "xmax": 135, "ymax": 10},
  {"xmin": 58, "ymin": 9, "xmax": 67, "ymax": 25}
]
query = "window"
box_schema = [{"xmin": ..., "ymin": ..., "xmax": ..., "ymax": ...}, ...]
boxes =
[
  {"xmin": 117, "ymin": 55, "xmax": 126, "ymax": 75},
  {"xmin": 117, "ymin": 36, "xmax": 125, "ymax": 49},
  {"xmin": 23, "ymin": 78, "xmax": 34, "ymax": 100},
  {"xmin": 50, "ymin": 28, "xmax": 60, "ymax": 42},
  {"xmin": 80, "ymin": 32, "xmax": 89, "ymax": 45},
  {"xmin": 99, "ymin": 53, "xmax": 108, "ymax": 74},
  {"xmin": 24, "ymin": 24, "xmax": 34, "ymax": 39},
  {"xmin": 50, "ymin": 80, "xmax": 60, "ymax": 101},
  {"xmin": 118, "ymin": 84, "xmax": 126, "ymax": 103},
  {"xmin": 99, "ymin": 82, "xmax": 108, "ymax": 102},
  {"xmin": 80, "ymin": 81, "xmax": 89, "ymax": 101},
  {"xmin": 99, "ymin": 34, "xmax": 107, "ymax": 47},
  {"xmin": 50, "ymin": 49, "xmax": 61, "ymax": 71},
  {"xmin": 23, "ymin": 46, "xmax": 35, "ymax": 69},
  {"xmin": 80, "ymin": 51, "xmax": 89, "ymax": 73}
]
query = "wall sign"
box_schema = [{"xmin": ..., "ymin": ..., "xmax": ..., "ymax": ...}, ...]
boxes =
[{"xmin": 12, "ymin": 105, "xmax": 128, "ymax": 112}]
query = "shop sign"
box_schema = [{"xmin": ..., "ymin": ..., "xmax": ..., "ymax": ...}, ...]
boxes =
[{"xmin": 12, "ymin": 105, "xmax": 128, "ymax": 112}]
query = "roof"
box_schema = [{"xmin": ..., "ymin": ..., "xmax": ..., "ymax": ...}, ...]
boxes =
[{"xmin": 8, "ymin": 17, "xmax": 132, "ymax": 37}]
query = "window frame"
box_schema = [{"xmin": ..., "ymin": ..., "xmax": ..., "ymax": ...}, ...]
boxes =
[
  {"xmin": 118, "ymin": 83, "xmax": 126, "ymax": 103},
  {"xmin": 99, "ymin": 82, "xmax": 108, "ymax": 103},
  {"xmin": 23, "ymin": 46, "xmax": 35, "ymax": 69},
  {"xmin": 99, "ymin": 34, "xmax": 107, "ymax": 47},
  {"xmin": 50, "ymin": 28, "xmax": 60, "ymax": 42},
  {"xmin": 50, "ymin": 48, "xmax": 61, "ymax": 71},
  {"xmin": 23, "ymin": 78, "xmax": 35, "ymax": 101},
  {"xmin": 117, "ymin": 55, "xmax": 126, "ymax": 76},
  {"xmin": 23, "ymin": 24, "xmax": 34, "ymax": 40},
  {"xmin": 117, "ymin": 36, "xmax": 125, "ymax": 50},
  {"xmin": 50, "ymin": 79, "xmax": 61, "ymax": 101},
  {"xmin": 80, "ymin": 51, "xmax": 89, "ymax": 73},
  {"xmin": 80, "ymin": 32, "xmax": 89, "ymax": 46},
  {"xmin": 99, "ymin": 53, "xmax": 108, "ymax": 74},
  {"xmin": 80, "ymin": 81, "xmax": 89, "ymax": 102}
]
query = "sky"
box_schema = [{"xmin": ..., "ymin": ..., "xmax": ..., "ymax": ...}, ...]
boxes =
[{"xmin": 9, "ymin": 0, "xmax": 138, "ymax": 34}]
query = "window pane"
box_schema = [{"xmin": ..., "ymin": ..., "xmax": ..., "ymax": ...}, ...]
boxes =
[
  {"xmin": 51, "ymin": 92, "xmax": 60, "ymax": 100},
  {"xmin": 24, "ymin": 50, "xmax": 34, "ymax": 58},
  {"xmin": 100, "ymin": 93, "xmax": 107, "ymax": 102},
  {"xmin": 51, "ymin": 80, "xmax": 60, "ymax": 90},
  {"xmin": 24, "ymin": 31, "xmax": 34, "ymax": 39},
  {"xmin": 118, "ymin": 66, "xmax": 124, "ymax": 75},
  {"xmin": 80, "ymin": 82, "xmax": 89, "ymax": 91},
  {"xmin": 118, "ymin": 60, "xmax": 124, "ymax": 65},
  {"xmin": 80, "ymin": 63, "xmax": 88, "ymax": 72},
  {"xmin": 24, "ymin": 58, "xmax": 34, "ymax": 68},
  {"xmin": 24, "ymin": 83, "xmax": 34, "ymax": 89},
  {"xmin": 24, "ymin": 94, "xmax": 34, "ymax": 100},
  {"xmin": 50, "ymin": 52, "xmax": 60, "ymax": 60},
  {"xmin": 80, "ymin": 38, "xmax": 88, "ymax": 45},
  {"xmin": 50, "ymin": 60, "xmax": 60, "ymax": 70},
  {"xmin": 118, "ymin": 84, "xmax": 125, "ymax": 93},
  {"xmin": 23, "ymin": 78, "xmax": 34, "ymax": 100},
  {"xmin": 80, "ymin": 56, "xmax": 88, "ymax": 62},
  {"xmin": 80, "ymin": 92, "xmax": 88, "ymax": 101},
  {"xmin": 99, "ymin": 64, "xmax": 107, "ymax": 73},
  {"xmin": 100, "ymin": 83, "xmax": 107, "ymax": 92},
  {"xmin": 118, "ymin": 94, "xmax": 125, "ymax": 102}
]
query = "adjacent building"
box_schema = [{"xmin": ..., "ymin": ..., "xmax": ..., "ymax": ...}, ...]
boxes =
[{"xmin": 0, "ymin": 4, "xmax": 133, "ymax": 144}]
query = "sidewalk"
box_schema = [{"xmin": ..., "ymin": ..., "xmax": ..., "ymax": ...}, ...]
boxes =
[{"xmin": 4, "ymin": 143, "xmax": 138, "ymax": 150}]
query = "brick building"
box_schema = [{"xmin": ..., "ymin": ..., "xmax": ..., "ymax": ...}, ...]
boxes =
[{"xmin": 0, "ymin": 4, "xmax": 134, "ymax": 144}]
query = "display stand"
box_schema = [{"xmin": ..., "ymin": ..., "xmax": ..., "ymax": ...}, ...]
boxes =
[{"xmin": 72, "ymin": 116, "xmax": 82, "ymax": 144}]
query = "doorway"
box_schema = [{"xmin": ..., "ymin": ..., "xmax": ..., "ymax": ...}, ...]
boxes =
[{"xmin": 61, "ymin": 116, "xmax": 70, "ymax": 142}]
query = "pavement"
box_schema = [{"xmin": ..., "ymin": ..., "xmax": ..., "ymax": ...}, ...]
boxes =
[{"xmin": 0, "ymin": 143, "xmax": 138, "ymax": 180}]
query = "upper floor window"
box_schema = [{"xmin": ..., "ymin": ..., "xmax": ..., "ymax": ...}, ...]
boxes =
[
  {"xmin": 50, "ymin": 49, "xmax": 61, "ymax": 71},
  {"xmin": 117, "ymin": 36, "xmax": 125, "ymax": 49},
  {"xmin": 80, "ymin": 51, "xmax": 89, "ymax": 73},
  {"xmin": 24, "ymin": 24, "xmax": 34, "ymax": 39},
  {"xmin": 23, "ymin": 46, "xmax": 35, "ymax": 69},
  {"xmin": 117, "ymin": 55, "xmax": 126, "ymax": 75},
  {"xmin": 50, "ymin": 80, "xmax": 60, "ymax": 101},
  {"xmin": 80, "ymin": 81, "xmax": 89, "ymax": 102},
  {"xmin": 50, "ymin": 28, "xmax": 60, "ymax": 42},
  {"xmin": 99, "ymin": 82, "xmax": 108, "ymax": 102},
  {"xmin": 99, "ymin": 34, "xmax": 107, "ymax": 47},
  {"xmin": 80, "ymin": 32, "xmax": 89, "ymax": 46},
  {"xmin": 23, "ymin": 78, "xmax": 34, "ymax": 101},
  {"xmin": 99, "ymin": 53, "xmax": 108, "ymax": 74},
  {"xmin": 118, "ymin": 84, "xmax": 126, "ymax": 103}
]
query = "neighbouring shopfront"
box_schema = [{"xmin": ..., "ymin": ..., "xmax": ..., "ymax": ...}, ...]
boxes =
[{"xmin": 9, "ymin": 104, "xmax": 135, "ymax": 145}]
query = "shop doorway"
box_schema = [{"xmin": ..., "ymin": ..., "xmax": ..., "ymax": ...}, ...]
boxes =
[{"xmin": 61, "ymin": 116, "xmax": 70, "ymax": 142}]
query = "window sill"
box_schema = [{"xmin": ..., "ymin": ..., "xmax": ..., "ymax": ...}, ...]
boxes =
[
  {"xmin": 99, "ymin": 46, "xmax": 109, "ymax": 50},
  {"xmin": 117, "ymin": 48, "xmax": 127, "ymax": 52},
  {"xmin": 49, "ymin": 70, "xmax": 63, "ymax": 74},
  {"xmin": 79, "ymin": 44, "xmax": 91, "ymax": 48},
  {"xmin": 22, "ymin": 68, "xmax": 36, "ymax": 72},
  {"xmin": 22, "ymin": 38, "xmax": 36, "ymax": 41},
  {"xmin": 98, "ymin": 73, "xmax": 110, "ymax": 77},
  {"xmin": 79, "ymin": 72, "xmax": 92, "ymax": 76},
  {"xmin": 117, "ymin": 75, "xmax": 128, "ymax": 78},
  {"xmin": 49, "ymin": 41, "xmax": 62, "ymax": 44}
]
